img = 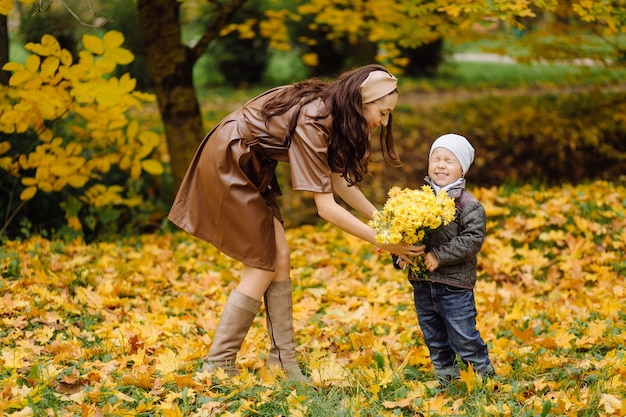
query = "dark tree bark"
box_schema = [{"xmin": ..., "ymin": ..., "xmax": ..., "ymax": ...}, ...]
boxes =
[
  {"xmin": 136, "ymin": 0, "xmax": 247, "ymax": 191},
  {"xmin": 1, "ymin": 14, "xmax": 9, "ymax": 85}
]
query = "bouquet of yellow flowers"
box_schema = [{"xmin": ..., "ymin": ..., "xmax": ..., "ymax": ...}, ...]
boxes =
[{"xmin": 370, "ymin": 185, "xmax": 456, "ymax": 277}]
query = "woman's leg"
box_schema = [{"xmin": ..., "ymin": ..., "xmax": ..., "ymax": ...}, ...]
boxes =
[
  {"xmin": 202, "ymin": 289, "xmax": 261, "ymax": 376},
  {"xmin": 203, "ymin": 218, "xmax": 292, "ymax": 376},
  {"xmin": 257, "ymin": 219, "xmax": 308, "ymax": 380},
  {"xmin": 237, "ymin": 217, "xmax": 290, "ymax": 299}
]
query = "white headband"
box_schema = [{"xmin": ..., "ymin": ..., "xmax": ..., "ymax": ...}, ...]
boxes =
[
  {"xmin": 429, "ymin": 133, "xmax": 475, "ymax": 174},
  {"xmin": 360, "ymin": 70, "xmax": 398, "ymax": 104}
]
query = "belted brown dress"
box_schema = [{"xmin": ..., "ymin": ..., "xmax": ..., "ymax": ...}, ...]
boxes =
[{"xmin": 168, "ymin": 87, "xmax": 334, "ymax": 271}]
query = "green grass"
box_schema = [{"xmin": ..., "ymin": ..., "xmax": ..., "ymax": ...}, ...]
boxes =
[
  {"xmin": 428, "ymin": 33, "xmax": 626, "ymax": 90},
  {"xmin": 195, "ymin": 48, "xmax": 626, "ymax": 103},
  {"xmin": 447, "ymin": 32, "xmax": 626, "ymax": 57},
  {"xmin": 404, "ymin": 60, "xmax": 626, "ymax": 91},
  {"xmin": 197, "ymin": 55, "xmax": 626, "ymax": 114}
]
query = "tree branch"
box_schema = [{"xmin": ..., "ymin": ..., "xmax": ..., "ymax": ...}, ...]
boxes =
[
  {"xmin": 0, "ymin": 185, "xmax": 27, "ymax": 238},
  {"xmin": 32, "ymin": 0, "xmax": 109, "ymax": 28},
  {"xmin": 190, "ymin": 0, "xmax": 249, "ymax": 61}
]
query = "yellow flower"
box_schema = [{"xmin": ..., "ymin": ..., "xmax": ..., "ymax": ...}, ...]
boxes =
[{"xmin": 370, "ymin": 186, "xmax": 456, "ymax": 246}]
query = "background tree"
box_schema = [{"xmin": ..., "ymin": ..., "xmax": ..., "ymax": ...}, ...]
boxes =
[
  {"xmin": 135, "ymin": 0, "xmax": 249, "ymax": 191},
  {"xmin": 0, "ymin": 13, "xmax": 8, "ymax": 85},
  {"xmin": 210, "ymin": 0, "xmax": 271, "ymax": 87},
  {"xmin": 3, "ymin": 0, "xmax": 626, "ymax": 198},
  {"xmin": 0, "ymin": 0, "xmax": 32, "ymax": 86},
  {"xmin": 292, "ymin": 0, "xmax": 626, "ymax": 72},
  {"xmin": 161, "ymin": 0, "xmax": 625, "ymax": 189},
  {"xmin": 289, "ymin": 12, "xmax": 378, "ymax": 76}
]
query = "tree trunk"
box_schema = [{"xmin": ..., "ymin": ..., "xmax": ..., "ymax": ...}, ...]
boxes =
[
  {"xmin": 1, "ymin": 14, "xmax": 9, "ymax": 85},
  {"xmin": 136, "ymin": 0, "xmax": 205, "ymax": 192},
  {"xmin": 136, "ymin": 0, "xmax": 248, "ymax": 193}
]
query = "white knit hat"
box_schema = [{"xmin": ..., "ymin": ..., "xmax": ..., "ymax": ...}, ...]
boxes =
[{"xmin": 429, "ymin": 133, "xmax": 475, "ymax": 174}]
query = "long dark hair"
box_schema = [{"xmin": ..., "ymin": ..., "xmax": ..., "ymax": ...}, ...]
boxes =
[{"xmin": 261, "ymin": 64, "xmax": 401, "ymax": 185}]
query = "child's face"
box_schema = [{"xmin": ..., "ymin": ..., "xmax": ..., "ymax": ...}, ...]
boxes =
[{"xmin": 428, "ymin": 147, "xmax": 463, "ymax": 187}]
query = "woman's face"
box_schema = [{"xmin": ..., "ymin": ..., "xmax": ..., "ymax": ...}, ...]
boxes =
[
  {"xmin": 363, "ymin": 92, "xmax": 398, "ymax": 131},
  {"xmin": 428, "ymin": 147, "xmax": 464, "ymax": 187}
]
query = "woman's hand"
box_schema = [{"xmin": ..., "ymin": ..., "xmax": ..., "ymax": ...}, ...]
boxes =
[
  {"xmin": 381, "ymin": 242, "xmax": 425, "ymax": 262},
  {"xmin": 378, "ymin": 242, "xmax": 425, "ymax": 268}
]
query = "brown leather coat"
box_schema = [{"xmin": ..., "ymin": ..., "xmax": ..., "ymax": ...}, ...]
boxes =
[{"xmin": 168, "ymin": 87, "xmax": 334, "ymax": 271}]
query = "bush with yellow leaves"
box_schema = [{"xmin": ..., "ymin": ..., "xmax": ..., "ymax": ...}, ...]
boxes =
[{"xmin": 0, "ymin": 31, "xmax": 165, "ymax": 240}]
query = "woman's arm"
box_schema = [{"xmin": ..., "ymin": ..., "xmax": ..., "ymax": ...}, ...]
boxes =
[
  {"xmin": 313, "ymin": 192, "xmax": 424, "ymax": 258},
  {"xmin": 330, "ymin": 172, "xmax": 377, "ymax": 220}
]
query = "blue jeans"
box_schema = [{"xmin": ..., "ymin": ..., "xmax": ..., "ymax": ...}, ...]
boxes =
[{"xmin": 410, "ymin": 280, "xmax": 493, "ymax": 378}]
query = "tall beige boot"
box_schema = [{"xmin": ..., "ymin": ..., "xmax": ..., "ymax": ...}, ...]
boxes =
[
  {"xmin": 264, "ymin": 280, "xmax": 309, "ymax": 382},
  {"xmin": 202, "ymin": 290, "xmax": 261, "ymax": 376}
]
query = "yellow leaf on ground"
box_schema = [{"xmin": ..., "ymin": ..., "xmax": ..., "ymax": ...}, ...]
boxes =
[
  {"xmin": 155, "ymin": 349, "xmax": 182, "ymax": 374},
  {"xmin": 600, "ymin": 394, "xmax": 623, "ymax": 415},
  {"xmin": 459, "ymin": 363, "xmax": 477, "ymax": 392},
  {"xmin": 122, "ymin": 365, "xmax": 154, "ymax": 389}
]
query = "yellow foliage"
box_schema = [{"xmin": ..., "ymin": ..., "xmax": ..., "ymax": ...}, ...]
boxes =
[
  {"xmin": 1, "ymin": 31, "xmax": 163, "ymax": 235},
  {"xmin": 0, "ymin": 0, "xmax": 13, "ymax": 15},
  {"xmin": 82, "ymin": 34, "xmax": 105, "ymax": 56},
  {"xmin": 141, "ymin": 159, "xmax": 165, "ymax": 176},
  {"xmin": 19, "ymin": 186, "xmax": 37, "ymax": 201},
  {"xmin": 287, "ymin": 0, "xmax": 626, "ymax": 71},
  {"xmin": 2, "ymin": 180, "xmax": 623, "ymax": 414},
  {"xmin": 261, "ymin": 10, "xmax": 296, "ymax": 51},
  {"xmin": 301, "ymin": 53, "xmax": 319, "ymax": 67},
  {"xmin": 25, "ymin": 34, "xmax": 62, "ymax": 57},
  {"xmin": 80, "ymin": 184, "xmax": 124, "ymax": 207}
]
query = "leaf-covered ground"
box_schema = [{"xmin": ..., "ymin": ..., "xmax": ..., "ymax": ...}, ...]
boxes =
[{"xmin": 1, "ymin": 180, "xmax": 625, "ymax": 416}]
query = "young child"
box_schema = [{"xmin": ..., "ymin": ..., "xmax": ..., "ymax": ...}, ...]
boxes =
[{"xmin": 394, "ymin": 133, "xmax": 495, "ymax": 383}]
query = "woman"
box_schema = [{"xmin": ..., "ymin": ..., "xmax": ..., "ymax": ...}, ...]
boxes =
[{"xmin": 168, "ymin": 64, "xmax": 424, "ymax": 381}]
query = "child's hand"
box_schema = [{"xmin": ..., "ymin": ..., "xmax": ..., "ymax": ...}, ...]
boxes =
[
  {"xmin": 423, "ymin": 252, "xmax": 439, "ymax": 272},
  {"xmin": 396, "ymin": 255, "xmax": 424, "ymax": 271},
  {"xmin": 396, "ymin": 258, "xmax": 408, "ymax": 270}
]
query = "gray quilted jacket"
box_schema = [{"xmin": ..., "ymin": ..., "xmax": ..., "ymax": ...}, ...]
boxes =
[{"xmin": 395, "ymin": 179, "xmax": 486, "ymax": 289}]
